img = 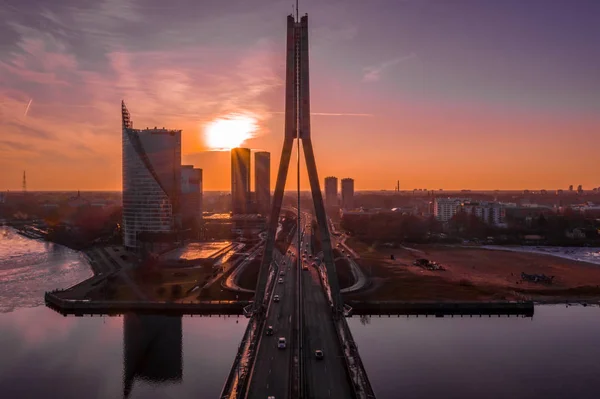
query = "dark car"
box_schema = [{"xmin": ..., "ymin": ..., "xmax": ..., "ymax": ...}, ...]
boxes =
[{"xmin": 315, "ymin": 350, "xmax": 324, "ymax": 360}]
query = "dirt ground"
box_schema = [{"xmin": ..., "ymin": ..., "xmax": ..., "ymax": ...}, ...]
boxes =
[{"xmin": 345, "ymin": 238, "xmax": 600, "ymax": 302}]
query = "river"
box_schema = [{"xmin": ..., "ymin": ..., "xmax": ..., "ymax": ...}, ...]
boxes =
[
  {"xmin": 349, "ymin": 305, "xmax": 600, "ymax": 399},
  {"xmin": 2, "ymin": 226, "xmax": 600, "ymax": 398},
  {"xmin": 0, "ymin": 227, "xmax": 247, "ymax": 398}
]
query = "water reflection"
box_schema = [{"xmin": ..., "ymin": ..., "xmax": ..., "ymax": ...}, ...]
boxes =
[
  {"xmin": 348, "ymin": 306, "xmax": 600, "ymax": 399},
  {"xmin": 0, "ymin": 307, "xmax": 247, "ymax": 399},
  {"xmin": 123, "ymin": 315, "xmax": 183, "ymax": 397}
]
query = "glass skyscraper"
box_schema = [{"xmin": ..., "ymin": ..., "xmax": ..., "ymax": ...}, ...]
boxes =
[{"xmin": 121, "ymin": 101, "xmax": 181, "ymax": 250}]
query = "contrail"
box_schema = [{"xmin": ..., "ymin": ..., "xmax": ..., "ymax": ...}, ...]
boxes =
[
  {"xmin": 270, "ymin": 111, "xmax": 373, "ymax": 117},
  {"xmin": 24, "ymin": 99, "xmax": 32, "ymax": 117}
]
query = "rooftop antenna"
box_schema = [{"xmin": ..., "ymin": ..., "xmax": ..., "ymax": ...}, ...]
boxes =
[
  {"xmin": 22, "ymin": 170, "xmax": 26, "ymax": 192},
  {"xmin": 296, "ymin": 0, "xmax": 299, "ymax": 21}
]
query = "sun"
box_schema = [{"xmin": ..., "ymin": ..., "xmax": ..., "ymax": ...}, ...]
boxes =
[{"xmin": 204, "ymin": 113, "xmax": 258, "ymax": 150}]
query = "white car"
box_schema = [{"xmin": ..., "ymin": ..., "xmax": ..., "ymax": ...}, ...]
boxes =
[
  {"xmin": 273, "ymin": 294, "xmax": 280, "ymax": 302},
  {"xmin": 278, "ymin": 337, "xmax": 286, "ymax": 349},
  {"xmin": 278, "ymin": 278, "xmax": 284, "ymax": 284}
]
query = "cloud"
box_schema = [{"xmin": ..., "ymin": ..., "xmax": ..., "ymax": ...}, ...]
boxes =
[
  {"xmin": 312, "ymin": 26, "xmax": 358, "ymax": 48},
  {"xmin": 362, "ymin": 53, "xmax": 418, "ymax": 82},
  {"xmin": 311, "ymin": 112, "xmax": 373, "ymax": 117},
  {"xmin": 0, "ymin": 1, "xmax": 287, "ymax": 185},
  {"xmin": 0, "ymin": 140, "xmax": 33, "ymax": 152}
]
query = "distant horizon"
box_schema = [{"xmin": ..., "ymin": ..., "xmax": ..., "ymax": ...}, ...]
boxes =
[{"xmin": 3, "ymin": 188, "xmax": 596, "ymax": 194}]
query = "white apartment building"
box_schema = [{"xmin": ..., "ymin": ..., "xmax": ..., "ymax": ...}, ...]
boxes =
[{"xmin": 434, "ymin": 198, "xmax": 464, "ymax": 222}]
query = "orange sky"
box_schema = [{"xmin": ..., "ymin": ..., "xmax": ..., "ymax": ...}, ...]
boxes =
[{"xmin": 1, "ymin": 1, "xmax": 599, "ymax": 191}]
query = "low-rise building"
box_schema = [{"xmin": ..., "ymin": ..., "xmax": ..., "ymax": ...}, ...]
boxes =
[{"xmin": 462, "ymin": 201, "xmax": 506, "ymax": 226}]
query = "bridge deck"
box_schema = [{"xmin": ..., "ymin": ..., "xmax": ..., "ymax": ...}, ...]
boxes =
[
  {"xmin": 247, "ymin": 252, "xmax": 297, "ymax": 398},
  {"xmin": 302, "ymin": 265, "xmax": 354, "ymax": 398}
]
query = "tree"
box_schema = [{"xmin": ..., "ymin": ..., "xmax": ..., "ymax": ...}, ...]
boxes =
[{"xmin": 171, "ymin": 284, "xmax": 182, "ymax": 298}]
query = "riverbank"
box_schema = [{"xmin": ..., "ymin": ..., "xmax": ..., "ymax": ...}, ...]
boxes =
[{"xmin": 344, "ymin": 239, "xmax": 600, "ymax": 302}]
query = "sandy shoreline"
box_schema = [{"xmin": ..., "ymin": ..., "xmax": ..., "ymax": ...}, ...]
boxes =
[
  {"xmin": 479, "ymin": 245, "xmax": 600, "ymax": 265},
  {"xmin": 345, "ymin": 239, "xmax": 600, "ymax": 302}
]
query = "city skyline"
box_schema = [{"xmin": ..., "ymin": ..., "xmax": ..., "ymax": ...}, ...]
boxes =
[{"xmin": 1, "ymin": 0, "xmax": 599, "ymax": 191}]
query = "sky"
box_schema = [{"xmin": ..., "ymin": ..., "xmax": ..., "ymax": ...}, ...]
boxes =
[{"xmin": 1, "ymin": 0, "xmax": 599, "ymax": 191}]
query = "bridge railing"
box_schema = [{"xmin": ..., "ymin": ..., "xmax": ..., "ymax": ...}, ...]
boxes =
[
  {"xmin": 220, "ymin": 261, "xmax": 278, "ymax": 399},
  {"xmin": 313, "ymin": 262, "xmax": 375, "ymax": 399},
  {"xmin": 334, "ymin": 317, "xmax": 376, "ymax": 399},
  {"xmin": 219, "ymin": 312, "xmax": 259, "ymax": 398}
]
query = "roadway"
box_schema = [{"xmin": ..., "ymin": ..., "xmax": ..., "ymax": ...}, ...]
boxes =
[
  {"xmin": 246, "ymin": 225, "xmax": 302, "ymax": 399},
  {"xmin": 299, "ymin": 217, "xmax": 355, "ymax": 399},
  {"xmin": 222, "ymin": 242, "xmax": 265, "ymax": 293}
]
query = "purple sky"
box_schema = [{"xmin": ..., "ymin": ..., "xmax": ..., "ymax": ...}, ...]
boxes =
[{"xmin": 1, "ymin": 0, "xmax": 599, "ymax": 190}]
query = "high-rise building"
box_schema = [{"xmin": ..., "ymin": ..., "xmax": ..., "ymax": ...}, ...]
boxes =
[
  {"xmin": 577, "ymin": 185, "xmax": 583, "ymax": 194},
  {"xmin": 231, "ymin": 147, "xmax": 251, "ymax": 215},
  {"xmin": 254, "ymin": 151, "xmax": 271, "ymax": 216},
  {"xmin": 569, "ymin": 185, "xmax": 574, "ymax": 191},
  {"xmin": 121, "ymin": 101, "xmax": 181, "ymax": 250},
  {"xmin": 324, "ymin": 176, "xmax": 338, "ymax": 207},
  {"xmin": 181, "ymin": 165, "xmax": 202, "ymax": 229},
  {"xmin": 341, "ymin": 178, "xmax": 354, "ymax": 209}
]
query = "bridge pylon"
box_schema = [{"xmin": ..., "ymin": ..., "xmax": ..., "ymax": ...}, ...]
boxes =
[{"xmin": 253, "ymin": 13, "xmax": 343, "ymax": 315}]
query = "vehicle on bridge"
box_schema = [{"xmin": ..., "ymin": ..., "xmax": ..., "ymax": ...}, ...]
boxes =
[
  {"xmin": 278, "ymin": 278, "xmax": 284, "ymax": 284},
  {"xmin": 315, "ymin": 350, "xmax": 324, "ymax": 360},
  {"xmin": 266, "ymin": 326, "xmax": 273, "ymax": 335},
  {"xmin": 273, "ymin": 295, "xmax": 280, "ymax": 302},
  {"xmin": 302, "ymin": 265, "xmax": 308, "ymax": 270},
  {"xmin": 278, "ymin": 337, "xmax": 286, "ymax": 349}
]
